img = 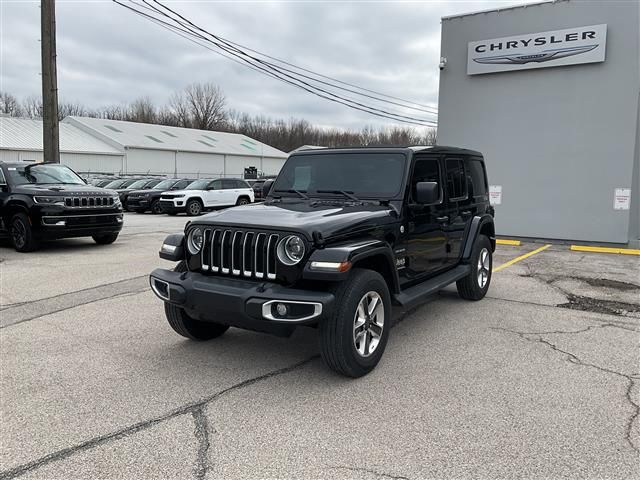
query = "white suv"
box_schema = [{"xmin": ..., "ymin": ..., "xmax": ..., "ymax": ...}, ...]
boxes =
[{"xmin": 159, "ymin": 178, "xmax": 254, "ymax": 216}]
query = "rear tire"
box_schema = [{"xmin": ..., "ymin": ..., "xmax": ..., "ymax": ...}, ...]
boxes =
[
  {"xmin": 456, "ymin": 234, "xmax": 492, "ymax": 300},
  {"xmin": 10, "ymin": 213, "xmax": 39, "ymax": 252},
  {"xmin": 319, "ymin": 269, "xmax": 391, "ymax": 377},
  {"xmin": 186, "ymin": 199, "xmax": 203, "ymax": 216},
  {"xmin": 164, "ymin": 261, "xmax": 229, "ymax": 340},
  {"xmin": 236, "ymin": 196, "xmax": 250, "ymax": 206},
  {"xmin": 92, "ymin": 233, "xmax": 119, "ymax": 245}
]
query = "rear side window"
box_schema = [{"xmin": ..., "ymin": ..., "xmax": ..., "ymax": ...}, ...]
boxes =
[
  {"xmin": 236, "ymin": 180, "xmax": 250, "ymax": 188},
  {"xmin": 222, "ymin": 179, "xmax": 236, "ymax": 189},
  {"xmin": 467, "ymin": 159, "xmax": 488, "ymax": 198},
  {"xmin": 445, "ymin": 158, "xmax": 467, "ymax": 201}
]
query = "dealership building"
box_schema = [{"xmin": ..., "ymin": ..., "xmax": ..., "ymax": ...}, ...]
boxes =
[
  {"xmin": 437, "ymin": 0, "xmax": 639, "ymax": 246},
  {"xmin": 0, "ymin": 116, "xmax": 288, "ymax": 179}
]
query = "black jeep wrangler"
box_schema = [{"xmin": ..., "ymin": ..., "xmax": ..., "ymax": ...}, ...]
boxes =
[
  {"xmin": 150, "ymin": 146, "xmax": 495, "ymax": 377},
  {"xmin": 0, "ymin": 162, "xmax": 124, "ymax": 252}
]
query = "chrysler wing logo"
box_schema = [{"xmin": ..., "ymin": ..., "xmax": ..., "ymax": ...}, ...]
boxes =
[{"xmin": 473, "ymin": 44, "xmax": 598, "ymax": 65}]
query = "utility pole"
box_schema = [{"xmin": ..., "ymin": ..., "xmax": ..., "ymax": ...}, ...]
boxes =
[{"xmin": 41, "ymin": 0, "xmax": 59, "ymax": 163}]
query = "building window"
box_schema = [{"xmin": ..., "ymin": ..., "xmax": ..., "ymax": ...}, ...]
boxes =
[
  {"xmin": 145, "ymin": 135, "xmax": 163, "ymax": 143},
  {"xmin": 161, "ymin": 130, "xmax": 178, "ymax": 138},
  {"xmin": 198, "ymin": 140, "xmax": 215, "ymax": 148},
  {"xmin": 105, "ymin": 125, "xmax": 122, "ymax": 133}
]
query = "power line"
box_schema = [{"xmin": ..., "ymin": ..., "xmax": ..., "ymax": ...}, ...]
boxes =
[
  {"xmin": 113, "ymin": 0, "xmax": 437, "ymax": 127},
  {"xmin": 147, "ymin": 0, "xmax": 437, "ymax": 118}
]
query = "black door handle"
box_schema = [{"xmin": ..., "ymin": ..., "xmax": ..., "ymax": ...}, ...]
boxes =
[{"xmin": 436, "ymin": 216, "xmax": 449, "ymax": 223}]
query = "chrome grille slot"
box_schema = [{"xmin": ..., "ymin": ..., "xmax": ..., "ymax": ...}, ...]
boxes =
[
  {"xmin": 254, "ymin": 233, "xmax": 266, "ymax": 278},
  {"xmin": 63, "ymin": 196, "xmax": 115, "ymax": 209},
  {"xmin": 196, "ymin": 228, "xmax": 280, "ymax": 280},
  {"xmin": 243, "ymin": 232, "xmax": 254, "ymax": 277},
  {"xmin": 266, "ymin": 234, "xmax": 278, "ymax": 280},
  {"xmin": 220, "ymin": 230, "xmax": 231, "ymax": 274}
]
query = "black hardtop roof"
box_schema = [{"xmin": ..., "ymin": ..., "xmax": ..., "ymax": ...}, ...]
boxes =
[{"xmin": 289, "ymin": 145, "xmax": 483, "ymax": 157}]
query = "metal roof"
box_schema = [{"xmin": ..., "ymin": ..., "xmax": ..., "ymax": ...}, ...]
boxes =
[
  {"xmin": 63, "ymin": 117, "xmax": 288, "ymax": 158},
  {"xmin": 0, "ymin": 117, "xmax": 122, "ymax": 155},
  {"xmin": 441, "ymin": 0, "xmax": 555, "ymax": 21}
]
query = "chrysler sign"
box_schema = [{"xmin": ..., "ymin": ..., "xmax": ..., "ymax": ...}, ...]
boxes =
[{"xmin": 467, "ymin": 24, "xmax": 607, "ymax": 75}]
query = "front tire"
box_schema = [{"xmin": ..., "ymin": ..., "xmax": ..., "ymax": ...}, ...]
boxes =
[
  {"xmin": 456, "ymin": 234, "xmax": 492, "ymax": 300},
  {"xmin": 9, "ymin": 213, "xmax": 39, "ymax": 252},
  {"xmin": 186, "ymin": 199, "xmax": 203, "ymax": 216},
  {"xmin": 319, "ymin": 269, "xmax": 391, "ymax": 378},
  {"xmin": 92, "ymin": 233, "xmax": 119, "ymax": 245},
  {"xmin": 150, "ymin": 199, "xmax": 163, "ymax": 214},
  {"xmin": 164, "ymin": 261, "xmax": 229, "ymax": 340}
]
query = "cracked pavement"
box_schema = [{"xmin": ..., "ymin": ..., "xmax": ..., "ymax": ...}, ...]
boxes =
[{"xmin": 1, "ymin": 214, "xmax": 639, "ymax": 479}]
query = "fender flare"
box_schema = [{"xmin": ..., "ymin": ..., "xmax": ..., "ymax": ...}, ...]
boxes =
[
  {"xmin": 461, "ymin": 215, "xmax": 495, "ymax": 262},
  {"xmin": 303, "ymin": 239, "xmax": 400, "ymax": 293}
]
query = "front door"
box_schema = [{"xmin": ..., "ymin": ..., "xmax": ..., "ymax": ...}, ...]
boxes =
[
  {"xmin": 400, "ymin": 155, "xmax": 448, "ymax": 284},
  {"xmin": 204, "ymin": 179, "xmax": 223, "ymax": 207}
]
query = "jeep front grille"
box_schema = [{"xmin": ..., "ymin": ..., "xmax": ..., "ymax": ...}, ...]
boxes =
[
  {"xmin": 198, "ymin": 228, "xmax": 279, "ymax": 280},
  {"xmin": 64, "ymin": 196, "xmax": 115, "ymax": 208}
]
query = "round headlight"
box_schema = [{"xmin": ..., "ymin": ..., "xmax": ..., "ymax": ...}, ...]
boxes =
[
  {"xmin": 277, "ymin": 235, "xmax": 306, "ymax": 265},
  {"xmin": 187, "ymin": 227, "xmax": 204, "ymax": 255}
]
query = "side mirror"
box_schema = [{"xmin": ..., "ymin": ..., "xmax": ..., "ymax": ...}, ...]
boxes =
[
  {"xmin": 262, "ymin": 179, "xmax": 274, "ymax": 198},
  {"xmin": 415, "ymin": 182, "xmax": 440, "ymax": 204}
]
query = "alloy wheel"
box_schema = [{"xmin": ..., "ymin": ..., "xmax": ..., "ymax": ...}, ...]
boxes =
[
  {"xmin": 10, "ymin": 219, "xmax": 26, "ymax": 249},
  {"xmin": 353, "ymin": 291, "xmax": 384, "ymax": 358},
  {"xmin": 477, "ymin": 248, "xmax": 490, "ymax": 288}
]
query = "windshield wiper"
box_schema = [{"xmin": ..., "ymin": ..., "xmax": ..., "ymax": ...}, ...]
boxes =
[
  {"xmin": 273, "ymin": 189, "xmax": 309, "ymax": 199},
  {"xmin": 316, "ymin": 190, "xmax": 360, "ymax": 201}
]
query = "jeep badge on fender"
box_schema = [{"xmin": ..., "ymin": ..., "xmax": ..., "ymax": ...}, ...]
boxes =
[{"xmin": 150, "ymin": 146, "xmax": 495, "ymax": 377}]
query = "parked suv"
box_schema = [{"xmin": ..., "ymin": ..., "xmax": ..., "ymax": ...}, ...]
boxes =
[
  {"xmin": 159, "ymin": 178, "xmax": 254, "ymax": 216},
  {"xmin": 127, "ymin": 178, "xmax": 194, "ymax": 214},
  {"xmin": 150, "ymin": 147, "xmax": 495, "ymax": 377},
  {"xmin": 0, "ymin": 162, "xmax": 123, "ymax": 252}
]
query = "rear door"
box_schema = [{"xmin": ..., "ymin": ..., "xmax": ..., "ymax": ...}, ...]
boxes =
[
  {"xmin": 221, "ymin": 179, "xmax": 238, "ymax": 206},
  {"xmin": 443, "ymin": 157, "xmax": 470, "ymax": 266}
]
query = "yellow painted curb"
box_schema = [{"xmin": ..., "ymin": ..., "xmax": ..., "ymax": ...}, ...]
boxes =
[
  {"xmin": 570, "ymin": 245, "xmax": 640, "ymax": 256},
  {"xmin": 493, "ymin": 244, "xmax": 551, "ymax": 272},
  {"xmin": 496, "ymin": 239, "xmax": 521, "ymax": 246}
]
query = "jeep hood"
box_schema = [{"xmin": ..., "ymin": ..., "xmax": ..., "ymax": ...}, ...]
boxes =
[
  {"xmin": 194, "ymin": 200, "xmax": 400, "ymax": 240},
  {"xmin": 12, "ymin": 184, "xmax": 118, "ymax": 196}
]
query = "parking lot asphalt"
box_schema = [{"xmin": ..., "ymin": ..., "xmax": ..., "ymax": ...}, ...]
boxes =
[{"xmin": 1, "ymin": 212, "xmax": 639, "ymax": 479}]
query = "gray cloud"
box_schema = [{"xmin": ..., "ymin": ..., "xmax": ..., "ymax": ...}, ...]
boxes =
[{"xmin": 1, "ymin": 0, "xmax": 531, "ymax": 130}]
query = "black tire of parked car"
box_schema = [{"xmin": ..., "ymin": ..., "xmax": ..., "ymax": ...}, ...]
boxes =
[
  {"xmin": 92, "ymin": 233, "xmax": 119, "ymax": 245},
  {"xmin": 456, "ymin": 234, "xmax": 492, "ymax": 301},
  {"xmin": 150, "ymin": 199, "xmax": 163, "ymax": 214},
  {"xmin": 9, "ymin": 212, "xmax": 40, "ymax": 252},
  {"xmin": 164, "ymin": 261, "xmax": 230, "ymax": 340},
  {"xmin": 186, "ymin": 199, "xmax": 203, "ymax": 216},
  {"xmin": 319, "ymin": 268, "xmax": 391, "ymax": 378},
  {"xmin": 236, "ymin": 196, "xmax": 250, "ymax": 206}
]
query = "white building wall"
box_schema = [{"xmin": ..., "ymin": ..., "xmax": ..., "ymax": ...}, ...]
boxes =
[
  {"xmin": 176, "ymin": 151, "xmax": 225, "ymax": 178},
  {"xmin": 61, "ymin": 153, "xmax": 124, "ymax": 175},
  {"xmin": 261, "ymin": 156, "xmax": 287, "ymax": 176},
  {"xmin": 0, "ymin": 150, "xmax": 44, "ymax": 162},
  {"xmin": 124, "ymin": 148, "xmax": 175, "ymax": 175}
]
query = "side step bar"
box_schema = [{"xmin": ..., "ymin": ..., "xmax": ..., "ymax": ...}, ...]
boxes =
[{"xmin": 392, "ymin": 265, "xmax": 471, "ymax": 309}]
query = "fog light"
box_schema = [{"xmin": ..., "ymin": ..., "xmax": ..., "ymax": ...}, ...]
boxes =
[{"xmin": 276, "ymin": 303, "xmax": 288, "ymax": 317}]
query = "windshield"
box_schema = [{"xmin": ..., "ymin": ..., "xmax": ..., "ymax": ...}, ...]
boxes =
[
  {"xmin": 103, "ymin": 180, "xmax": 124, "ymax": 189},
  {"xmin": 127, "ymin": 179, "xmax": 149, "ymax": 189},
  {"xmin": 186, "ymin": 179, "xmax": 211, "ymax": 190},
  {"xmin": 7, "ymin": 164, "xmax": 85, "ymax": 186},
  {"xmin": 272, "ymin": 153, "xmax": 407, "ymax": 199},
  {"xmin": 153, "ymin": 179, "xmax": 176, "ymax": 190}
]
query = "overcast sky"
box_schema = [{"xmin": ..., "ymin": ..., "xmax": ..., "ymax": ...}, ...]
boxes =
[{"xmin": 1, "ymin": 0, "xmax": 532, "ymax": 131}]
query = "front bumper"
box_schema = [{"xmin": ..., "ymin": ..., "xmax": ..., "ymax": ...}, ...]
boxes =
[
  {"xmin": 159, "ymin": 200, "xmax": 185, "ymax": 213},
  {"xmin": 37, "ymin": 212, "xmax": 123, "ymax": 239},
  {"xmin": 127, "ymin": 197, "xmax": 150, "ymax": 209},
  {"xmin": 149, "ymin": 268, "xmax": 334, "ymax": 334}
]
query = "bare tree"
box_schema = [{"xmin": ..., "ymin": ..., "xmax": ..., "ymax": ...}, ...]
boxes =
[
  {"xmin": 22, "ymin": 96, "xmax": 43, "ymax": 118},
  {"xmin": 0, "ymin": 92, "xmax": 22, "ymax": 116},
  {"xmin": 58, "ymin": 101, "xmax": 88, "ymax": 120},
  {"xmin": 128, "ymin": 97, "xmax": 156, "ymax": 123},
  {"xmin": 168, "ymin": 91, "xmax": 191, "ymax": 127},
  {"xmin": 184, "ymin": 83, "xmax": 227, "ymax": 130}
]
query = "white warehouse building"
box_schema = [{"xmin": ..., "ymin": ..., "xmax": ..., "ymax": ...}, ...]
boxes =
[
  {"xmin": 0, "ymin": 116, "xmax": 288, "ymax": 178},
  {"xmin": 0, "ymin": 117, "xmax": 124, "ymax": 169}
]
